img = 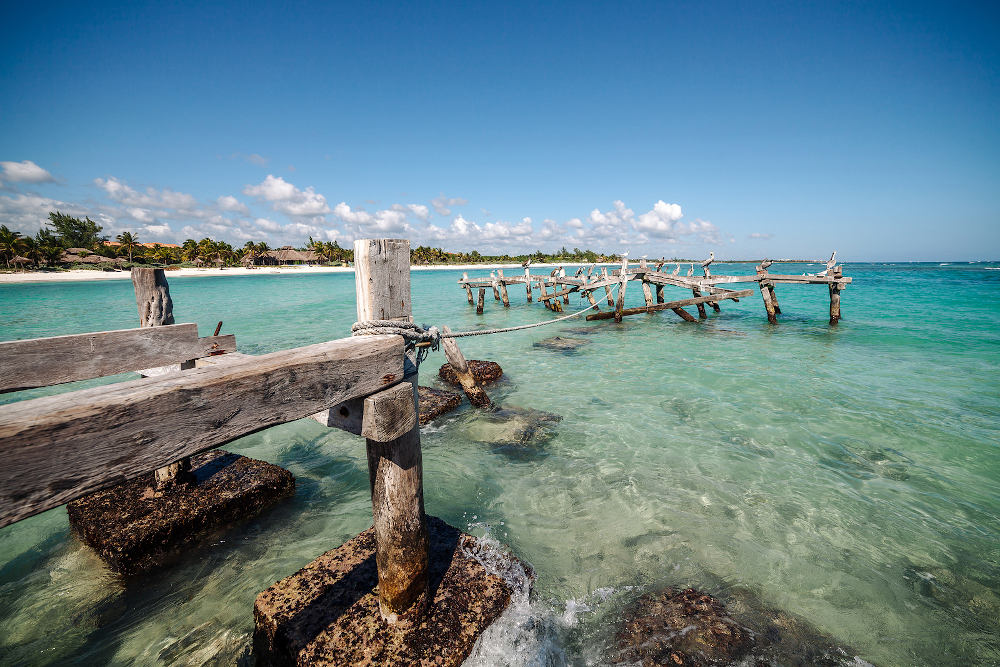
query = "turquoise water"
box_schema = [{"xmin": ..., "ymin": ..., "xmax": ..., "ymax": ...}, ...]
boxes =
[{"xmin": 1, "ymin": 263, "xmax": 998, "ymax": 666}]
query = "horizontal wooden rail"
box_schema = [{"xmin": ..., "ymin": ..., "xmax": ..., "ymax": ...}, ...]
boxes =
[
  {"xmin": 0, "ymin": 335, "xmax": 404, "ymax": 528},
  {"xmin": 586, "ymin": 290, "xmax": 753, "ymax": 321},
  {"xmin": 0, "ymin": 324, "xmax": 236, "ymax": 393}
]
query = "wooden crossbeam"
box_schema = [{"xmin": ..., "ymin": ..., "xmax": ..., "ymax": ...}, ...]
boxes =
[
  {"xmin": 0, "ymin": 324, "xmax": 236, "ymax": 393},
  {"xmin": 586, "ymin": 290, "xmax": 752, "ymax": 321},
  {"xmin": 0, "ymin": 335, "xmax": 404, "ymax": 528}
]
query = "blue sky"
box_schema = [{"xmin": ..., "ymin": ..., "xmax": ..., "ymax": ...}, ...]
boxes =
[{"xmin": 1, "ymin": 0, "xmax": 997, "ymax": 260}]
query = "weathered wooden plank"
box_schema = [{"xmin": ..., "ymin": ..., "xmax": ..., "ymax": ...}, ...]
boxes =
[
  {"xmin": 586, "ymin": 290, "xmax": 752, "ymax": 321},
  {"xmin": 0, "ymin": 335, "xmax": 405, "ymax": 528},
  {"xmin": 0, "ymin": 325, "xmax": 237, "ymax": 393},
  {"xmin": 362, "ymin": 381, "xmax": 418, "ymax": 443},
  {"xmin": 672, "ymin": 307, "xmax": 698, "ymax": 322}
]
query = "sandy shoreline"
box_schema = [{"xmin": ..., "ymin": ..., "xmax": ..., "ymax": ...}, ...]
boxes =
[{"xmin": 0, "ymin": 262, "xmax": 577, "ymax": 285}]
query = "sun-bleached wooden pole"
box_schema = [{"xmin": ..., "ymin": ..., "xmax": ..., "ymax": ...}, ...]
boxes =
[
  {"xmin": 354, "ymin": 238, "xmax": 430, "ymax": 626},
  {"xmin": 132, "ymin": 268, "xmax": 194, "ymax": 491}
]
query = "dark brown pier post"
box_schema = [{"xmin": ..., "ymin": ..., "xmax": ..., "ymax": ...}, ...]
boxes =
[
  {"xmin": 354, "ymin": 238, "xmax": 430, "ymax": 625},
  {"xmin": 829, "ymin": 267, "xmax": 843, "ymax": 324},
  {"xmin": 497, "ymin": 269, "xmax": 510, "ymax": 307},
  {"xmin": 692, "ymin": 289, "xmax": 708, "ymax": 319},
  {"xmin": 760, "ymin": 281, "xmax": 778, "ymax": 324},
  {"xmin": 476, "ymin": 288, "xmax": 485, "ymax": 315},
  {"xmin": 132, "ymin": 267, "xmax": 194, "ymax": 490}
]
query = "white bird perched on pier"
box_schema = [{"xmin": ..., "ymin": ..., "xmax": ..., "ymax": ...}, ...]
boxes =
[
  {"xmin": 522, "ymin": 258, "xmax": 532, "ymax": 268},
  {"xmin": 687, "ymin": 263, "xmax": 694, "ymax": 277},
  {"xmin": 758, "ymin": 258, "xmax": 773, "ymax": 272},
  {"xmin": 671, "ymin": 263, "xmax": 681, "ymax": 276},
  {"xmin": 817, "ymin": 251, "xmax": 837, "ymax": 277},
  {"xmin": 701, "ymin": 251, "xmax": 715, "ymax": 277},
  {"xmin": 550, "ymin": 266, "xmax": 561, "ymax": 277}
]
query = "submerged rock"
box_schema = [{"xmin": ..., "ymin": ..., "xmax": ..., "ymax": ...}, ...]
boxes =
[
  {"xmin": 463, "ymin": 406, "xmax": 562, "ymax": 448},
  {"xmin": 417, "ymin": 385, "xmax": 463, "ymax": 425},
  {"xmin": 67, "ymin": 450, "xmax": 294, "ymax": 575},
  {"xmin": 613, "ymin": 587, "xmax": 867, "ymax": 666},
  {"xmin": 439, "ymin": 359, "xmax": 504, "ymax": 387},
  {"xmin": 533, "ymin": 336, "xmax": 590, "ymax": 353}
]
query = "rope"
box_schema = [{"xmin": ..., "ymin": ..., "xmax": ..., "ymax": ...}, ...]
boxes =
[{"xmin": 351, "ymin": 282, "xmax": 620, "ymax": 361}]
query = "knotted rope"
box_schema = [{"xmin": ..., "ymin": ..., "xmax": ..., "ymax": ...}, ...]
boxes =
[{"xmin": 351, "ymin": 282, "xmax": 619, "ymax": 366}]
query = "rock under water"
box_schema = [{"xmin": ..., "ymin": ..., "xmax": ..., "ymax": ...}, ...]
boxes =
[
  {"xmin": 439, "ymin": 359, "xmax": 504, "ymax": 387},
  {"xmin": 417, "ymin": 385, "xmax": 463, "ymax": 425},
  {"xmin": 533, "ymin": 336, "xmax": 590, "ymax": 353},
  {"xmin": 612, "ymin": 587, "xmax": 869, "ymax": 666},
  {"xmin": 462, "ymin": 406, "xmax": 562, "ymax": 448}
]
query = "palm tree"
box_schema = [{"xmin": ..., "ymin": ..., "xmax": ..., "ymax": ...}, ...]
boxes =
[
  {"xmin": 116, "ymin": 231, "xmax": 139, "ymax": 262},
  {"xmin": 19, "ymin": 236, "xmax": 42, "ymax": 268},
  {"xmin": 181, "ymin": 239, "xmax": 199, "ymax": 262},
  {"xmin": 0, "ymin": 225, "xmax": 22, "ymax": 269}
]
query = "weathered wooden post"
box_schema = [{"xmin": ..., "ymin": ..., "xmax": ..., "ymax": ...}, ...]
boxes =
[
  {"xmin": 476, "ymin": 288, "xmax": 485, "ymax": 315},
  {"xmin": 441, "ymin": 325, "xmax": 492, "ymax": 408},
  {"xmin": 656, "ymin": 284, "xmax": 664, "ymax": 304},
  {"xmin": 769, "ymin": 286, "xmax": 781, "ymax": 314},
  {"xmin": 461, "ymin": 272, "xmax": 474, "ymax": 304},
  {"xmin": 829, "ymin": 267, "xmax": 843, "ymax": 325},
  {"xmin": 640, "ymin": 259, "xmax": 654, "ymax": 307},
  {"xmin": 354, "ymin": 238, "xmax": 430, "ymax": 625},
  {"xmin": 760, "ymin": 281, "xmax": 778, "ymax": 324},
  {"xmin": 692, "ymin": 289, "xmax": 708, "ymax": 319},
  {"xmin": 497, "ymin": 269, "xmax": 510, "ymax": 307},
  {"xmin": 615, "ymin": 256, "xmax": 628, "ymax": 323},
  {"xmin": 560, "ymin": 267, "xmax": 570, "ymax": 305},
  {"xmin": 602, "ymin": 267, "xmax": 614, "ymax": 306},
  {"xmin": 132, "ymin": 267, "xmax": 194, "ymax": 491},
  {"xmin": 490, "ymin": 272, "xmax": 501, "ymax": 300},
  {"xmin": 524, "ymin": 265, "xmax": 533, "ymax": 301}
]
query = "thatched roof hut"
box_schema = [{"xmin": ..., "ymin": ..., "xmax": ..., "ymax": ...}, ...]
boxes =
[
  {"xmin": 266, "ymin": 249, "xmax": 320, "ymax": 264},
  {"xmin": 193, "ymin": 257, "xmax": 205, "ymax": 267},
  {"xmin": 11, "ymin": 255, "xmax": 31, "ymax": 267}
]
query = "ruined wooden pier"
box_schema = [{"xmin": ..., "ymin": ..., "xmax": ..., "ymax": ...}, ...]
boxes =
[
  {"xmin": 0, "ymin": 239, "xmax": 524, "ymax": 665},
  {"xmin": 459, "ymin": 255, "xmax": 852, "ymax": 325}
]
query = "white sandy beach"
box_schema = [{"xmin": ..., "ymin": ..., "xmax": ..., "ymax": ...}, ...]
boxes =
[{"xmin": 0, "ymin": 262, "xmax": 577, "ymax": 285}]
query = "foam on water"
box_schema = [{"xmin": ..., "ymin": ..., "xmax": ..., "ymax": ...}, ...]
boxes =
[{"xmin": 1, "ymin": 263, "xmax": 999, "ymax": 665}]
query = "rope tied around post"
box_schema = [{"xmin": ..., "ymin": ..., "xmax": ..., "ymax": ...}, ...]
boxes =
[{"xmin": 351, "ymin": 280, "xmax": 619, "ymax": 365}]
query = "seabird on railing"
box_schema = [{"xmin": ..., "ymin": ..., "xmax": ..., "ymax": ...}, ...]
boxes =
[
  {"xmin": 817, "ymin": 251, "xmax": 837, "ymax": 277},
  {"xmin": 757, "ymin": 258, "xmax": 773, "ymax": 272},
  {"xmin": 522, "ymin": 258, "xmax": 532, "ymax": 268},
  {"xmin": 687, "ymin": 262, "xmax": 694, "ymax": 277},
  {"xmin": 701, "ymin": 251, "xmax": 715, "ymax": 277},
  {"xmin": 671, "ymin": 263, "xmax": 681, "ymax": 276}
]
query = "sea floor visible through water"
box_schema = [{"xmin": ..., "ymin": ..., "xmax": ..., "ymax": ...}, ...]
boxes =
[{"xmin": 1, "ymin": 262, "xmax": 998, "ymax": 666}]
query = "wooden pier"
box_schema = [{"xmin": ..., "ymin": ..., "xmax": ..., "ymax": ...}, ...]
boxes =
[
  {"xmin": 458, "ymin": 255, "xmax": 852, "ymax": 325},
  {"xmin": 0, "ymin": 239, "xmax": 525, "ymax": 666}
]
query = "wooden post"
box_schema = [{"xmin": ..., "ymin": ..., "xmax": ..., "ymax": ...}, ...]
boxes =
[
  {"xmin": 829, "ymin": 274, "xmax": 842, "ymax": 324},
  {"xmin": 441, "ymin": 325, "xmax": 492, "ymax": 408},
  {"xmin": 524, "ymin": 266, "xmax": 532, "ymax": 302},
  {"xmin": 462, "ymin": 272, "xmax": 473, "ymax": 305},
  {"xmin": 354, "ymin": 238, "xmax": 429, "ymax": 626},
  {"xmin": 497, "ymin": 269, "xmax": 510, "ymax": 307},
  {"xmin": 476, "ymin": 288, "xmax": 485, "ymax": 315},
  {"xmin": 692, "ymin": 289, "xmax": 708, "ymax": 319},
  {"xmin": 560, "ymin": 267, "xmax": 570, "ymax": 305},
  {"xmin": 602, "ymin": 267, "xmax": 614, "ymax": 306},
  {"xmin": 585, "ymin": 290, "xmax": 599, "ymax": 310},
  {"xmin": 490, "ymin": 272, "xmax": 500, "ymax": 300},
  {"xmin": 656, "ymin": 285, "xmax": 664, "ymax": 304},
  {"xmin": 639, "ymin": 259, "xmax": 653, "ymax": 307},
  {"xmin": 769, "ymin": 285, "xmax": 781, "ymax": 314},
  {"xmin": 615, "ymin": 256, "xmax": 628, "ymax": 323},
  {"xmin": 760, "ymin": 281, "xmax": 778, "ymax": 324},
  {"xmin": 672, "ymin": 307, "xmax": 697, "ymax": 322},
  {"xmin": 132, "ymin": 268, "xmax": 194, "ymax": 491}
]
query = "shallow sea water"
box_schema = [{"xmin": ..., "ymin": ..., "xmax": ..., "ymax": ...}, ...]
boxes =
[{"xmin": 1, "ymin": 263, "xmax": 998, "ymax": 666}]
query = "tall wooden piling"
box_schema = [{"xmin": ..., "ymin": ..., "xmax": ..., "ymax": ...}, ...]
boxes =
[
  {"xmin": 769, "ymin": 286, "xmax": 781, "ymax": 314},
  {"xmin": 640, "ymin": 259, "xmax": 654, "ymax": 307},
  {"xmin": 656, "ymin": 285, "xmax": 664, "ymax": 304},
  {"xmin": 441, "ymin": 326, "xmax": 492, "ymax": 408},
  {"xmin": 760, "ymin": 282, "xmax": 778, "ymax": 324},
  {"xmin": 524, "ymin": 266, "xmax": 533, "ymax": 302},
  {"xmin": 497, "ymin": 269, "xmax": 510, "ymax": 307},
  {"xmin": 132, "ymin": 268, "xmax": 193, "ymax": 491},
  {"xmin": 602, "ymin": 267, "xmax": 614, "ymax": 306},
  {"xmin": 476, "ymin": 288, "xmax": 485, "ymax": 315},
  {"xmin": 354, "ymin": 238, "xmax": 430, "ymax": 625},
  {"xmin": 461, "ymin": 273, "xmax": 473, "ymax": 305},
  {"xmin": 692, "ymin": 289, "xmax": 708, "ymax": 319},
  {"xmin": 490, "ymin": 272, "xmax": 500, "ymax": 300},
  {"xmin": 615, "ymin": 256, "xmax": 628, "ymax": 323}
]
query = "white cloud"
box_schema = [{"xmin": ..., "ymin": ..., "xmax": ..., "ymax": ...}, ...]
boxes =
[
  {"xmin": 430, "ymin": 195, "xmax": 467, "ymax": 216},
  {"xmin": 143, "ymin": 224, "xmax": 172, "ymax": 237},
  {"xmin": 254, "ymin": 217, "xmax": 282, "ymax": 232},
  {"xmin": 393, "ymin": 203, "xmax": 430, "ymax": 221},
  {"xmin": 333, "ymin": 202, "xmax": 373, "ymax": 225},
  {"xmin": 749, "ymin": 232, "xmax": 774, "ymax": 239},
  {"xmin": 217, "ymin": 195, "xmax": 249, "ymax": 213},
  {"xmin": 243, "ymin": 175, "xmax": 330, "ymax": 216},
  {"xmin": 0, "ymin": 160, "xmax": 55, "ymax": 183},
  {"xmin": 96, "ymin": 176, "xmax": 198, "ymax": 210},
  {"xmin": 231, "ymin": 152, "xmax": 269, "ymax": 167},
  {"xmin": 635, "ymin": 200, "xmax": 684, "ymax": 236}
]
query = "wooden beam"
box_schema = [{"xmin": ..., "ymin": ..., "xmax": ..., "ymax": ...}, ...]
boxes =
[
  {"xmin": 0, "ymin": 335, "xmax": 405, "ymax": 529},
  {"xmin": 586, "ymin": 290, "xmax": 751, "ymax": 321},
  {"xmin": 615, "ymin": 256, "xmax": 628, "ymax": 323},
  {"xmin": 461, "ymin": 273, "xmax": 474, "ymax": 304},
  {"xmin": 0, "ymin": 325, "xmax": 236, "ymax": 393},
  {"xmin": 692, "ymin": 289, "xmax": 708, "ymax": 319},
  {"xmin": 440, "ymin": 325, "xmax": 491, "ymax": 408},
  {"xmin": 497, "ymin": 269, "xmax": 510, "ymax": 307},
  {"xmin": 355, "ymin": 239, "xmax": 413, "ymax": 322},
  {"xmin": 601, "ymin": 267, "xmax": 614, "ymax": 306},
  {"xmin": 476, "ymin": 288, "xmax": 485, "ymax": 315},
  {"xmin": 760, "ymin": 282, "xmax": 778, "ymax": 324}
]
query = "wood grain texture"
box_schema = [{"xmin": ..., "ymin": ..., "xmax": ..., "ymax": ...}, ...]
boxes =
[
  {"xmin": 0, "ymin": 325, "xmax": 236, "ymax": 393},
  {"xmin": 354, "ymin": 239, "xmax": 413, "ymax": 322},
  {"xmin": 132, "ymin": 268, "xmax": 174, "ymax": 327},
  {"xmin": 0, "ymin": 335, "xmax": 404, "ymax": 528},
  {"xmin": 497, "ymin": 269, "xmax": 510, "ymax": 307},
  {"xmin": 441, "ymin": 326, "xmax": 492, "ymax": 409},
  {"xmin": 760, "ymin": 283, "xmax": 778, "ymax": 324},
  {"xmin": 362, "ymin": 381, "xmax": 418, "ymax": 443},
  {"xmin": 586, "ymin": 290, "xmax": 752, "ymax": 321}
]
